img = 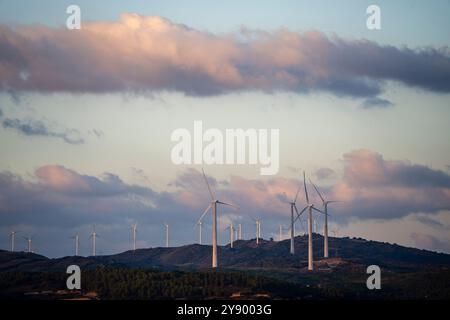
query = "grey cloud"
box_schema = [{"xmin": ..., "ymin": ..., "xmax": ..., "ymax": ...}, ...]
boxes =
[
  {"xmin": 314, "ymin": 167, "xmax": 336, "ymax": 180},
  {"xmin": 89, "ymin": 129, "xmax": 104, "ymax": 139},
  {"xmin": 416, "ymin": 215, "xmax": 445, "ymax": 229},
  {"xmin": 168, "ymin": 168, "xmax": 218, "ymax": 191},
  {"xmin": 362, "ymin": 97, "xmax": 394, "ymax": 109},
  {"xmin": 2, "ymin": 117, "xmax": 84, "ymax": 144}
]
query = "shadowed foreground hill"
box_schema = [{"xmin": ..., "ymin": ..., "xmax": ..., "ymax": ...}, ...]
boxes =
[
  {"xmin": 1, "ymin": 234, "xmax": 450, "ymax": 273},
  {"xmin": 1, "ymin": 235, "xmax": 450, "ymax": 300}
]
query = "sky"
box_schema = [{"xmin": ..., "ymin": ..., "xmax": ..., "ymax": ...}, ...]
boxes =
[{"xmin": 0, "ymin": 0, "xmax": 449, "ymax": 257}]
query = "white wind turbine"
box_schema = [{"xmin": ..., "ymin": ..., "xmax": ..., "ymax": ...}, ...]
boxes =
[
  {"xmin": 9, "ymin": 230, "xmax": 20, "ymax": 252},
  {"xmin": 196, "ymin": 169, "xmax": 238, "ymax": 268},
  {"xmin": 164, "ymin": 223, "xmax": 169, "ymax": 248},
  {"xmin": 131, "ymin": 223, "xmax": 138, "ymax": 251},
  {"xmin": 278, "ymin": 224, "xmax": 285, "ymax": 241},
  {"xmin": 89, "ymin": 225, "xmax": 98, "ymax": 257},
  {"xmin": 283, "ymin": 180, "xmax": 302, "ymax": 254},
  {"xmin": 23, "ymin": 235, "xmax": 34, "ymax": 253},
  {"xmin": 70, "ymin": 234, "xmax": 80, "ymax": 256},
  {"xmin": 197, "ymin": 220, "xmax": 203, "ymax": 245},
  {"xmin": 226, "ymin": 222, "xmax": 235, "ymax": 248},
  {"xmin": 252, "ymin": 217, "xmax": 262, "ymax": 245},
  {"xmin": 302, "ymin": 172, "xmax": 325, "ymax": 271},
  {"xmin": 238, "ymin": 223, "xmax": 242, "ymax": 240},
  {"xmin": 309, "ymin": 178, "xmax": 340, "ymax": 259}
]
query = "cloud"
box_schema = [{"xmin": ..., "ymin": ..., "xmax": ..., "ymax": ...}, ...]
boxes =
[
  {"xmin": 410, "ymin": 232, "xmax": 450, "ymax": 253},
  {"xmin": 362, "ymin": 97, "xmax": 394, "ymax": 109},
  {"xmin": 2, "ymin": 117, "xmax": 84, "ymax": 144},
  {"xmin": 329, "ymin": 150, "xmax": 450, "ymax": 219},
  {"xmin": 0, "ymin": 14, "xmax": 449, "ymax": 101},
  {"xmin": 89, "ymin": 129, "xmax": 104, "ymax": 139},
  {"xmin": 314, "ymin": 167, "xmax": 336, "ymax": 180},
  {"xmin": 1, "ymin": 153, "xmax": 450, "ymax": 256}
]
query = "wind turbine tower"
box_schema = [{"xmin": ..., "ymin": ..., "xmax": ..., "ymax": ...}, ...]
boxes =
[
  {"xmin": 164, "ymin": 223, "xmax": 169, "ymax": 248},
  {"xmin": 310, "ymin": 178, "xmax": 339, "ymax": 259},
  {"xmin": 132, "ymin": 223, "xmax": 138, "ymax": 251},
  {"xmin": 253, "ymin": 218, "xmax": 262, "ymax": 244},
  {"xmin": 70, "ymin": 234, "xmax": 80, "ymax": 256},
  {"xmin": 197, "ymin": 220, "xmax": 203, "ymax": 245},
  {"xmin": 284, "ymin": 180, "xmax": 302, "ymax": 254},
  {"xmin": 197, "ymin": 169, "xmax": 238, "ymax": 268},
  {"xmin": 226, "ymin": 222, "xmax": 235, "ymax": 248},
  {"xmin": 238, "ymin": 223, "xmax": 242, "ymax": 240},
  {"xmin": 23, "ymin": 236, "xmax": 33, "ymax": 253},
  {"xmin": 302, "ymin": 172, "xmax": 325, "ymax": 271},
  {"xmin": 10, "ymin": 231, "xmax": 19, "ymax": 252},
  {"xmin": 90, "ymin": 226, "xmax": 98, "ymax": 256}
]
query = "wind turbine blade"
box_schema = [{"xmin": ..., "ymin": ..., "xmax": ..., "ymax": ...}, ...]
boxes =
[
  {"xmin": 312, "ymin": 207, "xmax": 325, "ymax": 215},
  {"xmin": 327, "ymin": 200, "xmax": 342, "ymax": 204},
  {"xmin": 309, "ymin": 178, "xmax": 325, "ymax": 204},
  {"xmin": 217, "ymin": 201, "xmax": 239, "ymax": 209},
  {"xmin": 202, "ymin": 168, "xmax": 215, "ymax": 201},
  {"xmin": 196, "ymin": 204, "xmax": 212, "ymax": 225},
  {"xmin": 294, "ymin": 206, "xmax": 308, "ymax": 223},
  {"xmin": 303, "ymin": 171, "xmax": 309, "ymax": 204},
  {"xmin": 293, "ymin": 183, "xmax": 302, "ymax": 203}
]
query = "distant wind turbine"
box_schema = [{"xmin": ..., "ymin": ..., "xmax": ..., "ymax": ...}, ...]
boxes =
[
  {"xmin": 252, "ymin": 217, "xmax": 262, "ymax": 245},
  {"xmin": 89, "ymin": 225, "xmax": 98, "ymax": 256},
  {"xmin": 283, "ymin": 179, "xmax": 302, "ymax": 254},
  {"xmin": 197, "ymin": 220, "xmax": 203, "ymax": 245},
  {"xmin": 278, "ymin": 224, "xmax": 284, "ymax": 241},
  {"xmin": 23, "ymin": 235, "xmax": 34, "ymax": 253},
  {"xmin": 226, "ymin": 222, "xmax": 235, "ymax": 248},
  {"xmin": 70, "ymin": 234, "xmax": 80, "ymax": 256},
  {"xmin": 9, "ymin": 230, "xmax": 20, "ymax": 252},
  {"xmin": 310, "ymin": 178, "xmax": 340, "ymax": 259},
  {"xmin": 131, "ymin": 223, "xmax": 138, "ymax": 251},
  {"xmin": 238, "ymin": 223, "xmax": 242, "ymax": 240},
  {"xmin": 164, "ymin": 223, "xmax": 169, "ymax": 248},
  {"xmin": 196, "ymin": 169, "xmax": 238, "ymax": 268}
]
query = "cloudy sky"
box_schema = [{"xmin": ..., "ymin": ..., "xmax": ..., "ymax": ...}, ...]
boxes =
[{"xmin": 0, "ymin": 0, "xmax": 449, "ymax": 257}]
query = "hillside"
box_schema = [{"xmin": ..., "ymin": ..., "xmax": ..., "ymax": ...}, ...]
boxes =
[
  {"xmin": 1, "ymin": 234, "xmax": 449, "ymax": 273},
  {"xmin": 1, "ymin": 234, "xmax": 450, "ymax": 300}
]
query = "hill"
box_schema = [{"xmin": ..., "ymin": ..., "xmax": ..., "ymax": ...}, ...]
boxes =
[
  {"xmin": 1, "ymin": 234, "xmax": 450, "ymax": 299},
  {"xmin": 1, "ymin": 234, "xmax": 449, "ymax": 273}
]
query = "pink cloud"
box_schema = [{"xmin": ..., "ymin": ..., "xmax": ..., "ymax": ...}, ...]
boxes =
[
  {"xmin": 36, "ymin": 165, "xmax": 90, "ymax": 193},
  {"xmin": 1, "ymin": 14, "xmax": 449, "ymax": 101},
  {"xmin": 330, "ymin": 150, "xmax": 450, "ymax": 219},
  {"xmin": 410, "ymin": 232, "xmax": 449, "ymax": 253}
]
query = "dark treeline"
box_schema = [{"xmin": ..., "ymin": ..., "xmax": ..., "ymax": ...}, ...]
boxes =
[{"xmin": 1, "ymin": 268, "xmax": 449, "ymax": 299}]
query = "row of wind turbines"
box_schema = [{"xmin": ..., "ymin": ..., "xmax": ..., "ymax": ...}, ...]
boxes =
[
  {"xmin": 196, "ymin": 169, "xmax": 339, "ymax": 271},
  {"xmin": 7, "ymin": 170, "xmax": 339, "ymax": 271}
]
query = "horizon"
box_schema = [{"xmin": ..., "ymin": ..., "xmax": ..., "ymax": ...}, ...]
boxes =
[{"xmin": 4, "ymin": 232, "xmax": 449, "ymax": 260}]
